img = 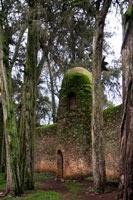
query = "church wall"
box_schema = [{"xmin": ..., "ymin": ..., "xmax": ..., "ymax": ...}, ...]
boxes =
[
  {"xmin": 104, "ymin": 104, "xmax": 122, "ymax": 179},
  {"xmin": 34, "ymin": 104, "xmax": 122, "ymax": 179},
  {"xmin": 34, "ymin": 123, "xmax": 57, "ymax": 173}
]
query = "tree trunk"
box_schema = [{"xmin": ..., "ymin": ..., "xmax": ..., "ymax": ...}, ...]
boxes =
[
  {"xmin": 47, "ymin": 62, "xmax": 57, "ymax": 123},
  {"xmin": 0, "ymin": 102, "xmax": 4, "ymax": 172},
  {"xmin": 117, "ymin": 2, "xmax": 133, "ymax": 199},
  {"xmin": 91, "ymin": 0, "xmax": 112, "ymax": 191},
  {"xmin": 0, "ymin": 25, "xmax": 21, "ymax": 195},
  {"xmin": 19, "ymin": 1, "xmax": 37, "ymax": 191}
]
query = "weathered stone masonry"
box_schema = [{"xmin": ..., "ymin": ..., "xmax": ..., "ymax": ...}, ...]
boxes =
[
  {"xmin": 35, "ymin": 123, "xmax": 57, "ymax": 173},
  {"xmin": 0, "ymin": 68, "xmax": 122, "ymax": 178},
  {"xmin": 56, "ymin": 67, "xmax": 92, "ymax": 179},
  {"xmin": 35, "ymin": 67, "xmax": 122, "ymax": 179}
]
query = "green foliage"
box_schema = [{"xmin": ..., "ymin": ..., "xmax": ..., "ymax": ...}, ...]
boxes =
[
  {"xmin": 126, "ymin": 7, "xmax": 133, "ymax": 16},
  {"xmin": 63, "ymin": 182, "xmax": 82, "ymax": 192}
]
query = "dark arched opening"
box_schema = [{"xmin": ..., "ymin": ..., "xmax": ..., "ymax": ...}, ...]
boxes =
[
  {"xmin": 57, "ymin": 150, "xmax": 63, "ymax": 180},
  {"xmin": 68, "ymin": 93, "xmax": 76, "ymax": 110}
]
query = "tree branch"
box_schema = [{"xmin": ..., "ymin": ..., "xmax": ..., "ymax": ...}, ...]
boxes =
[
  {"xmin": 10, "ymin": 23, "xmax": 27, "ymax": 67},
  {"xmin": 99, "ymin": 0, "xmax": 112, "ymax": 23},
  {"xmin": 36, "ymin": 51, "xmax": 46, "ymax": 83}
]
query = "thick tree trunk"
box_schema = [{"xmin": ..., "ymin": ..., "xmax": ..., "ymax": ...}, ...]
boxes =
[
  {"xmin": 0, "ymin": 102, "xmax": 4, "ymax": 172},
  {"xmin": 91, "ymin": 0, "xmax": 112, "ymax": 191},
  {"xmin": 19, "ymin": 2, "xmax": 37, "ymax": 191},
  {"xmin": 117, "ymin": 2, "xmax": 133, "ymax": 200},
  {"xmin": 0, "ymin": 26, "xmax": 21, "ymax": 195}
]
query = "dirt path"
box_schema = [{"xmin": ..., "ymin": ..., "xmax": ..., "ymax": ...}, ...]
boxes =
[
  {"xmin": 0, "ymin": 172, "xmax": 118, "ymax": 199},
  {"xmin": 34, "ymin": 173, "xmax": 118, "ymax": 200}
]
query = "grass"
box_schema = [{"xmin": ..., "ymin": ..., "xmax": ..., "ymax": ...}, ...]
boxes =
[
  {"xmin": 63, "ymin": 181, "xmax": 83, "ymax": 200},
  {"xmin": 86, "ymin": 176, "xmax": 94, "ymax": 180},
  {"xmin": 34, "ymin": 182, "xmax": 43, "ymax": 186},
  {"xmin": 0, "ymin": 191, "xmax": 65, "ymax": 200},
  {"xmin": 24, "ymin": 190, "xmax": 64, "ymax": 200},
  {"xmin": 63, "ymin": 181, "xmax": 82, "ymax": 192},
  {"xmin": 34, "ymin": 172, "xmax": 55, "ymax": 180}
]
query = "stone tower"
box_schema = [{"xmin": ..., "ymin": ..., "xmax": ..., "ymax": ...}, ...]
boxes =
[{"xmin": 56, "ymin": 67, "xmax": 92, "ymax": 179}]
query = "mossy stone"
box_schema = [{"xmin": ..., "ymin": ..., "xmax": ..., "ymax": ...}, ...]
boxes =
[{"xmin": 62, "ymin": 67, "xmax": 92, "ymax": 88}]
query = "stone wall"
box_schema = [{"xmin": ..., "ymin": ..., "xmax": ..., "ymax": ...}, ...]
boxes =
[
  {"xmin": 104, "ymin": 104, "xmax": 122, "ymax": 179},
  {"xmin": 35, "ymin": 104, "xmax": 122, "ymax": 179},
  {"xmin": 34, "ymin": 123, "xmax": 57, "ymax": 173}
]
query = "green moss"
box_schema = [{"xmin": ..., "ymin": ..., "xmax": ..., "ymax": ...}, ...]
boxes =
[
  {"xmin": 103, "ymin": 104, "xmax": 122, "ymax": 117},
  {"xmin": 62, "ymin": 67, "xmax": 92, "ymax": 88},
  {"xmin": 36, "ymin": 123, "xmax": 57, "ymax": 132}
]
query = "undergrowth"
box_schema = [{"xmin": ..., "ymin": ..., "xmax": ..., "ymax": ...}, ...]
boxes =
[{"xmin": 63, "ymin": 181, "xmax": 82, "ymax": 192}]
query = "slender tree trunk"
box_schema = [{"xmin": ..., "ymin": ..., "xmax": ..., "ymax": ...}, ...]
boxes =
[
  {"xmin": 91, "ymin": 0, "xmax": 112, "ymax": 191},
  {"xmin": 19, "ymin": 1, "xmax": 37, "ymax": 191},
  {"xmin": 47, "ymin": 62, "xmax": 57, "ymax": 123},
  {"xmin": 0, "ymin": 25, "xmax": 21, "ymax": 195},
  {"xmin": 117, "ymin": 2, "xmax": 133, "ymax": 199}
]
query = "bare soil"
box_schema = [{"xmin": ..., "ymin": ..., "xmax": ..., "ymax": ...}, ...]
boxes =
[{"xmin": 34, "ymin": 173, "xmax": 118, "ymax": 200}]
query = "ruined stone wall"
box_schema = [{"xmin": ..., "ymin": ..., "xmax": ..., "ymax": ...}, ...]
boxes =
[
  {"xmin": 34, "ymin": 67, "xmax": 122, "ymax": 180},
  {"xmin": 104, "ymin": 104, "xmax": 122, "ymax": 179},
  {"xmin": 34, "ymin": 123, "xmax": 57, "ymax": 173},
  {"xmin": 34, "ymin": 104, "xmax": 122, "ymax": 179}
]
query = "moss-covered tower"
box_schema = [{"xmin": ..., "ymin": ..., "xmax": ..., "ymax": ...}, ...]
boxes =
[{"xmin": 56, "ymin": 67, "xmax": 92, "ymax": 179}]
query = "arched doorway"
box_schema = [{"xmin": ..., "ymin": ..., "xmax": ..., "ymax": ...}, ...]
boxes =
[{"xmin": 57, "ymin": 150, "xmax": 63, "ymax": 180}]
